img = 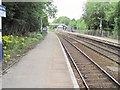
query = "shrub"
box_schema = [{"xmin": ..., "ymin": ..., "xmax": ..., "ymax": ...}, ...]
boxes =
[{"xmin": 2, "ymin": 32, "xmax": 45, "ymax": 64}]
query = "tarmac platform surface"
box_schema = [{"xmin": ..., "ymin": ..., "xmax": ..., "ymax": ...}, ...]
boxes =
[{"xmin": 2, "ymin": 32, "xmax": 78, "ymax": 88}]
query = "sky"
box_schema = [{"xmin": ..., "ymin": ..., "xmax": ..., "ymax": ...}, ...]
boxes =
[{"xmin": 48, "ymin": 0, "xmax": 87, "ymax": 23}]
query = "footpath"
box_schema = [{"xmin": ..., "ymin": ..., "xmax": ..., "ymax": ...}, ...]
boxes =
[{"xmin": 2, "ymin": 32, "xmax": 78, "ymax": 88}]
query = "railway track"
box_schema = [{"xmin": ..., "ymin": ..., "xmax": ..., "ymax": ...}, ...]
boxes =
[
  {"xmin": 57, "ymin": 33, "xmax": 120, "ymax": 89},
  {"xmin": 64, "ymin": 33, "xmax": 120, "ymax": 64}
]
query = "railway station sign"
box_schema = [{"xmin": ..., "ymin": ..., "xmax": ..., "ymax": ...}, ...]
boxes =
[
  {"xmin": 0, "ymin": 5, "xmax": 6, "ymax": 61},
  {"xmin": 0, "ymin": 5, "xmax": 6, "ymax": 17}
]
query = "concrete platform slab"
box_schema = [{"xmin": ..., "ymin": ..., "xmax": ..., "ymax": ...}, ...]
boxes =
[{"xmin": 2, "ymin": 32, "xmax": 78, "ymax": 88}]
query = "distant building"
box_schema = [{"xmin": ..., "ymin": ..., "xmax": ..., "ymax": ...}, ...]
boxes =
[
  {"xmin": 57, "ymin": 25, "xmax": 63, "ymax": 31},
  {"xmin": 57, "ymin": 24, "xmax": 68, "ymax": 31},
  {"xmin": 62, "ymin": 24, "xmax": 68, "ymax": 30}
]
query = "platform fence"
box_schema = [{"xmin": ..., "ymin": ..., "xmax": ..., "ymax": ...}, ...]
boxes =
[{"xmin": 76, "ymin": 30, "xmax": 119, "ymax": 39}]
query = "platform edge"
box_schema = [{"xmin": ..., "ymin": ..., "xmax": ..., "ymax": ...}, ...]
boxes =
[{"xmin": 56, "ymin": 34, "xmax": 79, "ymax": 88}]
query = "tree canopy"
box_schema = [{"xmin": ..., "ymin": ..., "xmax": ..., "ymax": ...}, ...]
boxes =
[
  {"xmin": 51, "ymin": 16, "xmax": 87, "ymax": 30},
  {"xmin": 83, "ymin": 1, "xmax": 119, "ymax": 31},
  {"xmin": 3, "ymin": 2, "xmax": 57, "ymax": 36},
  {"xmin": 52, "ymin": 1, "xmax": 120, "ymax": 38}
]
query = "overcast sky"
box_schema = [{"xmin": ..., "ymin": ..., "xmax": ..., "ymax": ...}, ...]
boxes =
[{"xmin": 48, "ymin": 0, "xmax": 87, "ymax": 22}]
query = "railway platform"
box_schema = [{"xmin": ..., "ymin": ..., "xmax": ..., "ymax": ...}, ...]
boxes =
[{"xmin": 2, "ymin": 32, "xmax": 79, "ymax": 88}]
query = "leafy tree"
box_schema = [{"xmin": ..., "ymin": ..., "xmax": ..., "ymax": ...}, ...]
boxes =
[
  {"xmin": 112, "ymin": 1, "xmax": 120, "ymax": 39},
  {"xmin": 76, "ymin": 19, "xmax": 87, "ymax": 30},
  {"xmin": 53, "ymin": 16, "xmax": 71, "ymax": 26},
  {"xmin": 83, "ymin": 2, "xmax": 118, "ymax": 31},
  {"xmin": 69, "ymin": 18, "xmax": 76, "ymax": 28},
  {"xmin": 3, "ymin": 2, "xmax": 57, "ymax": 36}
]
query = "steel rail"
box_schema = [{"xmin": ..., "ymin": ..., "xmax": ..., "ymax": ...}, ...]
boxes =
[
  {"xmin": 73, "ymin": 33, "xmax": 120, "ymax": 49},
  {"xmin": 69, "ymin": 35, "xmax": 119, "ymax": 57},
  {"xmin": 59, "ymin": 37, "xmax": 89, "ymax": 90},
  {"xmin": 62, "ymin": 36, "xmax": 120, "ymax": 87},
  {"xmin": 66, "ymin": 35, "xmax": 120, "ymax": 64}
]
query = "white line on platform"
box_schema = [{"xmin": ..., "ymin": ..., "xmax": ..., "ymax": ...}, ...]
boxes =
[{"xmin": 56, "ymin": 34, "xmax": 79, "ymax": 88}]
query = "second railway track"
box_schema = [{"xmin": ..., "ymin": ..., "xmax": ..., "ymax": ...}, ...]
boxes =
[
  {"xmin": 64, "ymin": 33, "xmax": 120, "ymax": 64},
  {"xmin": 57, "ymin": 33, "xmax": 120, "ymax": 89}
]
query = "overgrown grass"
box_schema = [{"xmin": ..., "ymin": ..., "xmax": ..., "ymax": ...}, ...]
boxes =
[{"xmin": 2, "ymin": 32, "xmax": 47, "ymax": 70}]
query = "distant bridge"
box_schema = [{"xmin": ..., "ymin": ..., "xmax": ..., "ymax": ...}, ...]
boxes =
[{"xmin": 49, "ymin": 23, "xmax": 68, "ymax": 27}]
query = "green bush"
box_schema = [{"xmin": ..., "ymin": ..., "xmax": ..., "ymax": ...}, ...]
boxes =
[{"xmin": 3, "ymin": 32, "xmax": 46, "ymax": 63}]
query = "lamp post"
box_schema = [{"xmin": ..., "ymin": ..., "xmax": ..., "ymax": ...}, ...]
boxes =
[
  {"xmin": 40, "ymin": 16, "xmax": 46, "ymax": 34},
  {"xmin": 98, "ymin": 17, "xmax": 102, "ymax": 36}
]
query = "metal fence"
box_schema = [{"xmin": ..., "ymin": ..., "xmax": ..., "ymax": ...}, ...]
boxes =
[{"xmin": 76, "ymin": 30, "xmax": 117, "ymax": 38}]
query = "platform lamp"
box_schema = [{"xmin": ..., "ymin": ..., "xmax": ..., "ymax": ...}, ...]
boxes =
[
  {"xmin": 98, "ymin": 17, "xmax": 102, "ymax": 36},
  {"xmin": 40, "ymin": 16, "xmax": 46, "ymax": 34}
]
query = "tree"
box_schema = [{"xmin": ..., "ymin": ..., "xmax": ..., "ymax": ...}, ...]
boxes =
[
  {"xmin": 53, "ymin": 16, "xmax": 71, "ymax": 26},
  {"xmin": 83, "ymin": 2, "xmax": 118, "ymax": 32},
  {"xmin": 112, "ymin": 1, "xmax": 120, "ymax": 39},
  {"xmin": 76, "ymin": 19, "xmax": 87, "ymax": 30},
  {"xmin": 3, "ymin": 2, "xmax": 57, "ymax": 36},
  {"xmin": 69, "ymin": 19, "xmax": 76, "ymax": 28}
]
